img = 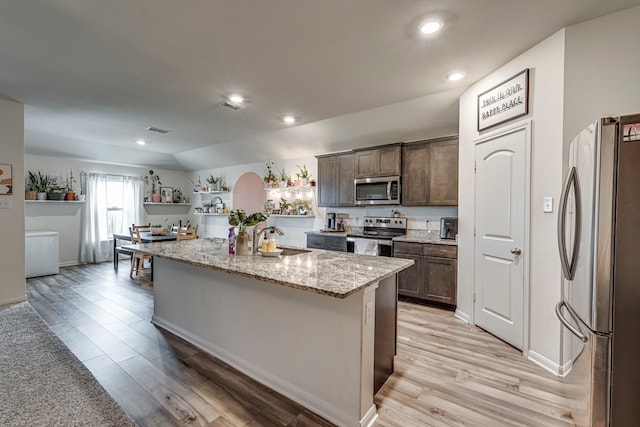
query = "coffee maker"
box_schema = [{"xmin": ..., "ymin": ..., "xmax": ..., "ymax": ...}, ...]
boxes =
[
  {"xmin": 326, "ymin": 213, "xmax": 336, "ymax": 230},
  {"xmin": 439, "ymin": 217, "xmax": 458, "ymax": 239}
]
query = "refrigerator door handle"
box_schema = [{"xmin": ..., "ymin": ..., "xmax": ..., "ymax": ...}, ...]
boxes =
[
  {"xmin": 555, "ymin": 300, "xmax": 588, "ymax": 342},
  {"xmin": 557, "ymin": 166, "xmax": 581, "ymax": 280}
]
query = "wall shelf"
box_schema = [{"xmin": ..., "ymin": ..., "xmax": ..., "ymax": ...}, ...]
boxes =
[
  {"xmin": 193, "ymin": 191, "xmax": 229, "ymax": 195},
  {"xmin": 144, "ymin": 203, "xmax": 192, "ymax": 206},
  {"xmin": 269, "ymin": 214, "xmax": 315, "ymax": 218},
  {"xmin": 194, "ymin": 213, "xmax": 229, "ymax": 217},
  {"xmin": 26, "ymin": 200, "xmax": 85, "ymax": 203}
]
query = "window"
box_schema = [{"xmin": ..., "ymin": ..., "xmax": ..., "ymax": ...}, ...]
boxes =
[{"xmin": 106, "ymin": 177, "xmax": 125, "ymax": 238}]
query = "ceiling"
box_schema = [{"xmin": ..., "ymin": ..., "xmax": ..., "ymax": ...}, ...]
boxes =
[{"xmin": 1, "ymin": 1, "xmax": 639, "ymax": 171}]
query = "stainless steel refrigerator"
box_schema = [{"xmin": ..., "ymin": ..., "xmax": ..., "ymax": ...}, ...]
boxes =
[{"xmin": 556, "ymin": 114, "xmax": 640, "ymax": 426}]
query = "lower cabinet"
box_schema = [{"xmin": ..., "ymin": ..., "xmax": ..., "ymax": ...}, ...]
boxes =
[
  {"xmin": 306, "ymin": 234, "xmax": 347, "ymax": 252},
  {"xmin": 394, "ymin": 241, "xmax": 457, "ymax": 307}
]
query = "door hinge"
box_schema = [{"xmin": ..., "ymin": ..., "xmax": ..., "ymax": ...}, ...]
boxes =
[
  {"xmin": 473, "ymin": 292, "xmax": 476, "ymax": 303},
  {"xmin": 474, "ymin": 161, "xmax": 477, "ymax": 174},
  {"xmin": 473, "ymin": 226, "xmax": 476, "ymax": 237}
]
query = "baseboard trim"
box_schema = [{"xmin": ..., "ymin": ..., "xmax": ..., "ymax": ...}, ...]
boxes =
[
  {"xmin": 527, "ymin": 349, "xmax": 564, "ymax": 376},
  {"xmin": 454, "ymin": 308, "xmax": 470, "ymax": 323}
]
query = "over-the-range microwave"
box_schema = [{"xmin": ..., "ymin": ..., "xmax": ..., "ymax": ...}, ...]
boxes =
[{"xmin": 354, "ymin": 176, "xmax": 401, "ymax": 206}]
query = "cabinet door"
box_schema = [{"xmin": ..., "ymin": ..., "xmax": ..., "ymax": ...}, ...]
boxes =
[
  {"xmin": 429, "ymin": 139, "xmax": 459, "ymax": 205},
  {"xmin": 355, "ymin": 150, "xmax": 378, "ymax": 178},
  {"xmin": 424, "ymin": 256, "xmax": 457, "ymax": 305},
  {"xmin": 401, "ymin": 142, "xmax": 430, "ymax": 205},
  {"xmin": 395, "ymin": 253, "xmax": 424, "ymax": 298},
  {"xmin": 317, "ymin": 156, "xmax": 337, "ymax": 207},
  {"xmin": 378, "ymin": 145, "xmax": 401, "ymax": 176},
  {"xmin": 337, "ymin": 153, "xmax": 355, "ymax": 206}
]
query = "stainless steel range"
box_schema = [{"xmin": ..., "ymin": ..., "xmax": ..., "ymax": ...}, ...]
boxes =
[{"xmin": 347, "ymin": 216, "xmax": 407, "ymax": 257}]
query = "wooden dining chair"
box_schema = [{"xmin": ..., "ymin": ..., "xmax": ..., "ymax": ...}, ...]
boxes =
[
  {"xmin": 131, "ymin": 223, "xmax": 151, "ymax": 232},
  {"xmin": 129, "ymin": 226, "xmax": 153, "ymax": 281},
  {"xmin": 176, "ymin": 226, "xmax": 198, "ymax": 240}
]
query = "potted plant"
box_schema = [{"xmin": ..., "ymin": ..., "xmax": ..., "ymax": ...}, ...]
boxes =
[
  {"xmin": 296, "ymin": 164, "xmax": 311, "ymax": 186},
  {"xmin": 228, "ymin": 209, "xmax": 268, "ymax": 255},
  {"xmin": 263, "ymin": 161, "xmax": 278, "ymax": 188},
  {"xmin": 173, "ymin": 188, "xmax": 184, "ymax": 203},
  {"xmin": 279, "ymin": 197, "xmax": 292, "ymax": 215},
  {"xmin": 47, "ymin": 177, "xmax": 67, "ymax": 201},
  {"xmin": 206, "ymin": 175, "xmax": 221, "ymax": 192},
  {"xmin": 150, "ymin": 224, "xmax": 163, "ymax": 235},
  {"xmin": 292, "ymin": 198, "xmax": 312, "ymax": 215},
  {"xmin": 28, "ymin": 171, "xmax": 51, "ymax": 200},
  {"xmin": 65, "ymin": 169, "xmax": 77, "ymax": 201},
  {"xmin": 278, "ymin": 167, "xmax": 290, "ymax": 188},
  {"xmin": 144, "ymin": 170, "xmax": 162, "ymax": 202}
]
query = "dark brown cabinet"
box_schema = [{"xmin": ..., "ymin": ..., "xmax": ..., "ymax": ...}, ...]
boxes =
[
  {"xmin": 316, "ymin": 152, "xmax": 354, "ymax": 207},
  {"xmin": 355, "ymin": 144, "xmax": 401, "ymax": 178},
  {"xmin": 306, "ymin": 234, "xmax": 347, "ymax": 252},
  {"xmin": 401, "ymin": 136, "xmax": 458, "ymax": 206},
  {"xmin": 394, "ymin": 241, "xmax": 457, "ymax": 306}
]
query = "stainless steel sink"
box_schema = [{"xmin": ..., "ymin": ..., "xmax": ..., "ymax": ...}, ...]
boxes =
[{"xmin": 279, "ymin": 247, "xmax": 311, "ymax": 256}]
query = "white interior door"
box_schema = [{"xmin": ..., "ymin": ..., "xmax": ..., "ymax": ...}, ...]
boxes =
[{"xmin": 474, "ymin": 126, "xmax": 527, "ymax": 349}]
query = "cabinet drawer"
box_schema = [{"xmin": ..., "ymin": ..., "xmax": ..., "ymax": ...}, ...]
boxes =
[
  {"xmin": 393, "ymin": 242, "xmax": 423, "ymax": 255},
  {"xmin": 325, "ymin": 235, "xmax": 346, "ymax": 249},
  {"xmin": 306, "ymin": 235, "xmax": 324, "ymax": 246},
  {"xmin": 423, "ymin": 244, "xmax": 457, "ymax": 258}
]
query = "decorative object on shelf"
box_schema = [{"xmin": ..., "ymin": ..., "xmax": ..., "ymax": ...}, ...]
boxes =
[
  {"xmin": 292, "ymin": 198, "xmax": 312, "ymax": 215},
  {"xmin": 189, "ymin": 176, "xmax": 202, "ymax": 193},
  {"xmin": 173, "ymin": 187, "xmax": 184, "ymax": 203},
  {"xmin": 263, "ymin": 161, "xmax": 278, "ymax": 188},
  {"xmin": 308, "ymin": 179, "xmax": 316, "ymax": 187},
  {"xmin": 279, "ymin": 197, "xmax": 292, "ymax": 215},
  {"xmin": 150, "ymin": 224, "xmax": 163, "ymax": 235},
  {"xmin": 143, "ymin": 169, "xmax": 162, "ymax": 202},
  {"xmin": 277, "ymin": 167, "xmax": 290, "ymax": 188},
  {"xmin": 264, "ymin": 199, "xmax": 275, "ymax": 213},
  {"xmin": 0, "ymin": 164, "xmax": 12, "ymax": 195},
  {"xmin": 28, "ymin": 171, "xmax": 51, "ymax": 200},
  {"xmin": 206, "ymin": 175, "xmax": 221, "ymax": 192},
  {"xmin": 65, "ymin": 169, "xmax": 76, "ymax": 200},
  {"xmin": 160, "ymin": 186, "xmax": 173, "ymax": 203},
  {"xmin": 296, "ymin": 164, "xmax": 311, "ymax": 186},
  {"xmin": 47, "ymin": 176, "xmax": 67, "ymax": 200},
  {"xmin": 228, "ymin": 209, "xmax": 269, "ymax": 256}
]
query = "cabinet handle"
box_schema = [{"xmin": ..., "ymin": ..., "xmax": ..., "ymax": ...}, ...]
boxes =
[{"xmin": 510, "ymin": 248, "xmax": 522, "ymax": 255}]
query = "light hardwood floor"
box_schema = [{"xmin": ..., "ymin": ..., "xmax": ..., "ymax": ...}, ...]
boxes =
[{"xmin": 26, "ymin": 262, "xmax": 573, "ymax": 426}]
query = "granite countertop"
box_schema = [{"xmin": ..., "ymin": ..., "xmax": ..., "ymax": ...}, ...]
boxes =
[
  {"xmin": 126, "ymin": 239, "xmax": 413, "ymax": 299},
  {"xmin": 393, "ymin": 230, "xmax": 458, "ymax": 246}
]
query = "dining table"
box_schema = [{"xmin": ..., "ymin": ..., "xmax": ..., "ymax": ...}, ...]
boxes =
[{"xmin": 112, "ymin": 231, "xmax": 178, "ymax": 277}]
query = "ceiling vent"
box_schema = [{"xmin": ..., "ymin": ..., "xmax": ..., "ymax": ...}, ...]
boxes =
[
  {"xmin": 146, "ymin": 126, "xmax": 170, "ymax": 134},
  {"xmin": 220, "ymin": 101, "xmax": 246, "ymax": 111}
]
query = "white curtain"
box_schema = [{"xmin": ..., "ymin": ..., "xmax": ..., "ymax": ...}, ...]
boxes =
[
  {"xmin": 122, "ymin": 176, "xmax": 144, "ymax": 232},
  {"xmin": 80, "ymin": 173, "xmax": 110, "ymax": 263}
]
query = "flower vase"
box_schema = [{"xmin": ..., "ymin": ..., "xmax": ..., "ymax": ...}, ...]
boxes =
[{"xmin": 235, "ymin": 231, "xmax": 249, "ymax": 255}]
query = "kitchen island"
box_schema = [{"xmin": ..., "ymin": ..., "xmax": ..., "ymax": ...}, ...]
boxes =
[{"xmin": 127, "ymin": 238, "xmax": 413, "ymax": 427}]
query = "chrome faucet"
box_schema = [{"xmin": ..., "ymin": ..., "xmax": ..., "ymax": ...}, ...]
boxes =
[{"xmin": 252, "ymin": 226, "xmax": 284, "ymax": 254}]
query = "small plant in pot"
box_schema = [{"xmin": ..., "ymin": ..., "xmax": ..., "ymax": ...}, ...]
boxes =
[
  {"xmin": 143, "ymin": 169, "xmax": 162, "ymax": 202},
  {"xmin": 228, "ymin": 209, "xmax": 269, "ymax": 255},
  {"xmin": 263, "ymin": 161, "xmax": 278, "ymax": 188},
  {"xmin": 296, "ymin": 164, "xmax": 311, "ymax": 186},
  {"xmin": 28, "ymin": 171, "xmax": 51, "ymax": 200},
  {"xmin": 65, "ymin": 169, "xmax": 77, "ymax": 200}
]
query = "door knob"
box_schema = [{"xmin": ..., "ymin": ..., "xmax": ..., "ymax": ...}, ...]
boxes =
[{"xmin": 511, "ymin": 248, "xmax": 522, "ymax": 255}]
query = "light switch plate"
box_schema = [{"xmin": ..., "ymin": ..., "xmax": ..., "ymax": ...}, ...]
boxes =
[
  {"xmin": 0, "ymin": 198, "xmax": 12, "ymax": 209},
  {"xmin": 543, "ymin": 196, "xmax": 553, "ymax": 213}
]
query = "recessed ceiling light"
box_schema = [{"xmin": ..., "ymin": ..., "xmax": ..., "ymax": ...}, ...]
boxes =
[
  {"xmin": 136, "ymin": 139, "xmax": 146, "ymax": 145},
  {"xmin": 283, "ymin": 115, "xmax": 296, "ymax": 124},
  {"xmin": 420, "ymin": 20, "xmax": 443, "ymax": 35},
  {"xmin": 446, "ymin": 72, "xmax": 465, "ymax": 82},
  {"xmin": 228, "ymin": 94, "xmax": 244, "ymax": 104}
]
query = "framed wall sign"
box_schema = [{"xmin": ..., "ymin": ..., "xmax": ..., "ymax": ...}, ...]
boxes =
[
  {"xmin": 160, "ymin": 186, "xmax": 173, "ymax": 203},
  {"xmin": 478, "ymin": 69, "xmax": 529, "ymax": 131},
  {"xmin": 0, "ymin": 164, "xmax": 12, "ymax": 194}
]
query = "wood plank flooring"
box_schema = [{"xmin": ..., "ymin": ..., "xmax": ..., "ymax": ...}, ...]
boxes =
[{"xmin": 26, "ymin": 262, "xmax": 573, "ymax": 426}]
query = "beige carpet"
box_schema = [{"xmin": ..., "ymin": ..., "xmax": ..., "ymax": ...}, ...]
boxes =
[{"xmin": 0, "ymin": 301, "xmax": 135, "ymax": 426}]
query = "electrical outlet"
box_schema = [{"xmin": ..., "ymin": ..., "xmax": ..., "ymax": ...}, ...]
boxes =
[
  {"xmin": 543, "ymin": 197, "xmax": 553, "ymax": 213},
  {"xmin": 0, "ymin": 198, "xmax": 11, "ymax": 209}
]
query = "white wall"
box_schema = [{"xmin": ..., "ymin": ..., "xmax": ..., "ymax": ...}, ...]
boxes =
[
  {"xmin": 458, "ymin": 30, "xmax": 566, "ymax": 371},
  {"xmin": 563, "ymin": 5, "xmax": 640, "ymax": 159},
  {"xmin": 0, "ymin": 97, "xmax": 26, "ymax": 305},
  {"xmin": 25, "ymin": 155, "xmax": 190, "ymax": 266}
]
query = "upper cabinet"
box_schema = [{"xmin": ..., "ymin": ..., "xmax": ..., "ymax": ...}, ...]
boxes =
[
  {"xmin": 354, "ymin": 143, "xmax": 401, "ymax": 178},
  {"xmin": 317, "ymin": 152, "xmax": 354, "ymax": 207},
  {"xmin": 402, "ymin": 136, "xmax": 458, "ymax": 206}
]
